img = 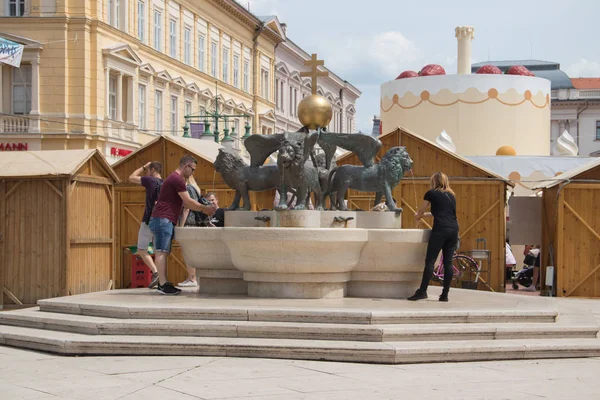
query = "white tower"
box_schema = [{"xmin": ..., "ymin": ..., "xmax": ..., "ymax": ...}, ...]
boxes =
[{"xmin": 455, "ymin": 26, "xmax": 475, "ymax": 75}]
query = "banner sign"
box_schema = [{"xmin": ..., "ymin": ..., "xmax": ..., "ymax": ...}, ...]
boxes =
[{"xmin": 0, "ymin": 37, "xmax": 24, "ymax": 68}]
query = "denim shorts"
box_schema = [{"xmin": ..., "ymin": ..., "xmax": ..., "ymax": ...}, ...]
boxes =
[{"xmin": 148, "ymin": 217, "xmax": 174, "ymax": 254}]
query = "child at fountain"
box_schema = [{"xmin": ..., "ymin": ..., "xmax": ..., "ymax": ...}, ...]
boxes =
[
  {"xmin": 177, "ymin": 175, "xmax": 206, "ymax": 288},
  {"xmin": 409, "ymin": 172, "xmax": 459, "ymax": 302}
]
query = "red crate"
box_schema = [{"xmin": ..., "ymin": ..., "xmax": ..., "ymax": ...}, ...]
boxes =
[{"xmin": 131, "ymin": 254, "xmax": 153, "ymax": 288}]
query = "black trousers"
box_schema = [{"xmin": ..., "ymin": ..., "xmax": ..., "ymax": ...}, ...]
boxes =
[{"xmin": 419, "ymin": 227, "xmax": 459, "ymax": 294}]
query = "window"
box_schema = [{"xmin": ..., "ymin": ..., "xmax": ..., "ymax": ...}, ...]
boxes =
[
  {"xmin": 183, "ymin": 27, "xmax": 191, "ymax": 65},
  {"xmin": 155, "ymin": 90, "xmax": 163, "ymax": 131},
  {"xmin": 169, "ymin": 19, "xmax": 177, "ymax": 58},
  {"xmin": 222, "ymin": 48, "xmax": 229, "ymax": 83},
  {"xmin": 294, "ymin": 88, "xmax": 297, "ymax": 115},
  {"xmin": 170, "ymin": 95, "xmax": 178, "ymax": 134},
  {"xmin": 197, "ymin": 35, "xmax": 205, "ymax": 72},
  {"xmin": 597, "ymin": 121, "xmax": 600, "ymax": 141},
  {"xmin": 185, "ymin": 100, "xmax": 192, "ymax": 118},
  {"xmin": 274, "ymin": 79, "xmax": 279, "ymax": 109},
  {"xmin": 210, "ymin": 42, "xmax": 217, "ymax": 77},
  {"xmin": 115, "ymin": 0, "xmax": 121, "ymax": 28},
  {"xmin": 108, "ymin": 0, "xmax": 113, "ymax": 24},
  {"xmin": 261, "ymin": 69, "xmax": 269, "ymax": 99},
  {"xmin": 233, "ymin": 55, "xmax": 239, "ymax": 88},
  {"xmin": 234, "ymin": 119, "xmax": 240, "ymax": 135},
  {"xmin": 153, "ymin": 11, "xmax": 162, "ymax": 51},
  {"xmin": 9, "ymin": 0, "xmax": 26, "ymax": 16},
  {"xmin": 289, "ymin": 86, "xmax": 293, "ymax": 116},
  {"xmin": 138, "ymin": 85, "xmax": 146, "ymax": 129},
  {"xmin": 243, "ymin": 60, "xmax": 249, "ymax": 92},
  {"xmin": 108, "ymin": 76, "xmax": 117, "ymax": 120},
  {"xmin": 137, "ymin": 1, "xmax": 146, "ymax": 42},
  {"xmin": 12, "ymin": 65, "xmax": 31, "ymax": 114}
]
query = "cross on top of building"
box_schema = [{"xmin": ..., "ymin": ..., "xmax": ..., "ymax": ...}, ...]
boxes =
[{"xmin": 300, "ymin": 53, "xmax": 329, "ymax": 95}]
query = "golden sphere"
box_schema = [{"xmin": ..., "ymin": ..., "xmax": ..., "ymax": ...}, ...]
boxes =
[
  {"xmin": 496, "ymin": 145, "xmax": 517, "ymax": 156},
  {"xmin": 297, "ymin": 94, "xmax": 333, "ymax": 130}
]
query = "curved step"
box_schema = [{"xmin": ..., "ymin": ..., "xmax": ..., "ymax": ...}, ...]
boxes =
[
  {"xmin": 1, "ymin": 324, "xmax": 600, "ymax": 364},
  {"xmin": 37, "ymin": 299, "xmax": 558, "ymax": 325},
  {"xmin": 0, "ymin": 309, "xmax": 595, "ymax": 342}
]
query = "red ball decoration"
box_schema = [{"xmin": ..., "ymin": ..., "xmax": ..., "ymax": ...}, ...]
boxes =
[
  {"xmin": 419, "ymin": 64, "xmax": 446, "ymax": 76},
  {"xmin": 396, "ymin": 70, "xmax": 419, "ymax": 79},
  {"xmin": 476, "ymin": 65, "xmax": 503, "ymax": 75},
  {"xmin": 506, "ymin": 65, "xmax": 535, "ymax": 77}
]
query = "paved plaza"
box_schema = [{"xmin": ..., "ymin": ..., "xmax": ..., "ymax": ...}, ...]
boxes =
[{"xmin": 1, "ymin": 345, "xmax": 599, "ymax": 400}]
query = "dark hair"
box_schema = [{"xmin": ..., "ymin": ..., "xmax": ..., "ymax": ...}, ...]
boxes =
[
  {"xmin": 148, "ymin": 161, "xmax": 162, "ymax": 174},
  {"xmin": 205, "ymin": 191, "xmax": 217, "ymax": 199},
  {"xmin": 179, "ymin": 154, "xmax": 197, "ymax": 166}
]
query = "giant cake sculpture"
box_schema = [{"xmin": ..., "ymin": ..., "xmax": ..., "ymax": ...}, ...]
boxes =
[{"xmin": 380, "ymin": 26, "xmax": 551, "ymax": 156}]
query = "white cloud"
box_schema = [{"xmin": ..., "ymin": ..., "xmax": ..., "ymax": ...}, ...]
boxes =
[
  {"xmin": 316, "ymin": 31, "xmax": 421, "ymax": 84},
  {"xmin": 566, "ymin": 58, "xmax": 600, "ymax": 78}
]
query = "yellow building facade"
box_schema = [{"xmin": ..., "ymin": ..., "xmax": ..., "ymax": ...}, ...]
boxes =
[{"xmin": 0, "ymin": 0, "xmax": 284, "ymax": 162}]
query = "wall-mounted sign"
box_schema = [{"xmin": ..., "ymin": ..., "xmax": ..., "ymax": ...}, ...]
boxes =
[
  {"xmin": 110, "ymin": 147, "xmax": 133, "ymax": 157},
  {"xmin": 0, "ymin": 142, "xmax": 28, "ymax": 151}
]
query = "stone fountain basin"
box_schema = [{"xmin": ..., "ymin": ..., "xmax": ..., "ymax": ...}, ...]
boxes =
[
  {"xmin": 221, "ymin": 228, "xmax": 368, "ymax": 275},
  {"xmin": 175, "ymin": 226, "xmax": 430, "ymax": 299}
]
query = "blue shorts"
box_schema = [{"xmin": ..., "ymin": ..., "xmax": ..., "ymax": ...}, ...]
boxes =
[{"xmin": 148, "ymin": 217, "xmax": 174, "ymax": 254}]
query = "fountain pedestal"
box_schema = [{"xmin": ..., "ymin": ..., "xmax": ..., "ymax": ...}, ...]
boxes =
[{"xmin": 176, "ymin": 211, "xmax": 430, "ymax": 299}]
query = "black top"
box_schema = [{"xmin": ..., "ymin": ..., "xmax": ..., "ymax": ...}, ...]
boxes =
[
  {"xmin": 424, "ymin": 189, "xmax": 459, "ymax": 230},
  {"xmin": 140, "ymin": 176, "xmax": 163, "ymax": 224}
]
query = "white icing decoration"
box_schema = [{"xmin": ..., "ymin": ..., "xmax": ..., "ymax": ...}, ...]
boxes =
[
  {"xmin": 552, "ymin": 130, "xmax": 578, "ymax": 156},
  {"xmin": 436, "ymin": 130, "xmax": 456, "ymax": 153}
]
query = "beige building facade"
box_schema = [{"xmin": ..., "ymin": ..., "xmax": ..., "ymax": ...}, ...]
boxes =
[{"xmin": 0, "ymin": 0, "xmax": 284, "ymax": 162}]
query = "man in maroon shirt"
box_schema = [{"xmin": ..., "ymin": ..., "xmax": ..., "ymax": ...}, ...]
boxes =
[{"xmin": 149, "ymin": 155, "xmax": 217, "ymax": 295}]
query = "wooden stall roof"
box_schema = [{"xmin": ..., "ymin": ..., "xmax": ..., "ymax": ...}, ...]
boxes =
[
  {"xmin": 0, "ymin": 149, "xmax": 120, "ymax": 181},
  {"xmin": 534, "ymin": 158, "xmax": 600, "ymax": 189},
  {"xmin": 112, "ymin": 135, "xmax": 250, "ymax": 170},
  {"xmin": 337, "ymin": 127, "xmax": 514, "ymax": 186}
]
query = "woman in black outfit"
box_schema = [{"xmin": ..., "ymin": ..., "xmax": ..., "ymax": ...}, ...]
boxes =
[{"xmin": 408, "ymin": 172, "xmax": 459, "ymax": 302}]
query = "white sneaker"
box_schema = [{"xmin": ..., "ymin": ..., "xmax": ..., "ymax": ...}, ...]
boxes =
[
  {"xmin": 177, "ymin": 279, "xmax": 198, "ymax": 287},
  {"xmin": 523, "ymin": 284, "xmax": 537, "ymax": 292}
]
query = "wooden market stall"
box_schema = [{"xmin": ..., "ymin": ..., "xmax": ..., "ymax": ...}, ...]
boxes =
[
  {"xmin": 336, "ymin": 127, "xmax": 513, "ymax": 292},
  {"xmin": 111, "ymin": 135, "xmax": 275, "ymax": 289},
  {"xmin": 538, "ymin": 158, "xmax": 600, "ymax": 297},
  {"xmin": 0, "ymin": 150, "xmax": 119, "ymax": 308}
]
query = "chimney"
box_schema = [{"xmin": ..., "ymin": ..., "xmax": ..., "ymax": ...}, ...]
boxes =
[
  {"xmin": 455, "ymin": 26, "xmax": 475, "ymax": 75},
  {"xmin": 280, "ymin": 23, "xmax": 287, "ymax": 36}
]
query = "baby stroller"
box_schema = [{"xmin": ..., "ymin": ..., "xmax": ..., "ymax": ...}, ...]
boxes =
[
  {"xmin": 511, "ymin": 265, "xmax": 534, "ymax": 290},
  {"xmin": 511, "ymin": 248, "xmax": 539, "ymax": 290}
]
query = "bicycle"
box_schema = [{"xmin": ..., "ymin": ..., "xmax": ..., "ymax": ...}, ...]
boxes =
[{"xmin": 432, "ymin": 251, "xmax": 494, "ymax": 292}]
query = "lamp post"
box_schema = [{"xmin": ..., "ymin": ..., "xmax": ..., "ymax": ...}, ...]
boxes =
[{"xmin": 183, "ymin": 82, "xmax": 250, "ymax": 143}]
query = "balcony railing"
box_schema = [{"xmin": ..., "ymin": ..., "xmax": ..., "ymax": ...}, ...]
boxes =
[
  {"xmin": 1, "ymin": 115, "xmax": 30, "ymax": 133},
  {"xmin": 579, "ymin": 90, "xmax": 600, "ymax": 99}
]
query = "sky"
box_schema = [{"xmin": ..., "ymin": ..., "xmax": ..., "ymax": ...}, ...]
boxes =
[{"xmin": 243, "ymin": 0, "xmax": 600, "ymax": 134}]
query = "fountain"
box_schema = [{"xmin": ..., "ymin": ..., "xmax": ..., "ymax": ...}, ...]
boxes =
[{"xmin": 176, "ymin": 54, "xmax": 431, "ymax": 299}]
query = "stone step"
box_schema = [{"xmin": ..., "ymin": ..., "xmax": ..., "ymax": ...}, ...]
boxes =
[
  {"xmin": 0, "ymin": 309, "xmax": 594, "ymax": 342},
  {"xmin": 37, "ymin": 299, "xmax": 559, "ymax": 325},
  {"xmin": 1, "ymin": 324, "xmax": 600, "ymax": 364}
]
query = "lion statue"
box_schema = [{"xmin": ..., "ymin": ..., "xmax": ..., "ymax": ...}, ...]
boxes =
[
  {"xmin": 213, "ymin": 148, "xmax": 279, "ymax": 211},
  {"xmin": 327, "ymin": 146, "xmax": 413, "ymax": 211},
  {"xmin": 276, "ymin": 134, "xmax": 323, "ymax": 210}
]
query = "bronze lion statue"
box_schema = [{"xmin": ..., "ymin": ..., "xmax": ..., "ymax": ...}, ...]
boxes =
[
  {"xmin": 327, "ymin": 146, "xmax": 413, "ymax": 211},
  {"xmin": 275, "ymin": 133, "xmax": 323, "ymax": 210},
  {"xmin": 213, "ymin": 149, "xmax": 279, "ymax": 211}
]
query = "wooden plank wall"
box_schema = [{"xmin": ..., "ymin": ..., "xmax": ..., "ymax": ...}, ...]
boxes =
[
  {"xmin": 556, "ymin": 185, "xmax": 600, "ymax": 297},
  {"xmin": 541, "ymin": 185, "xmax": 559, "ymax": 296},
  {"xmin": 338, "ymin": 128, "xmax": 507, "ymax": 292},
  {"xmin": 1, "ymin": 179, "xmax": 67, "ymax": 305}
]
